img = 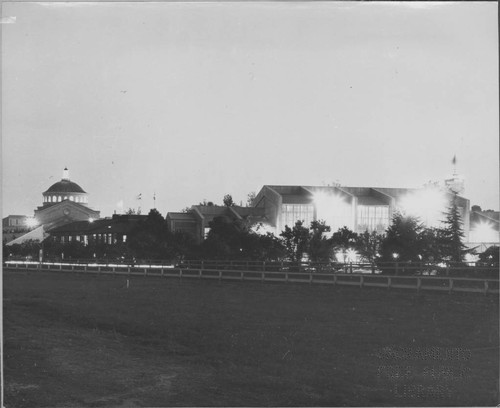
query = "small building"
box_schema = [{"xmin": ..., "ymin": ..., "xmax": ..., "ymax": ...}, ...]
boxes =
[{"xmin": 166, "ymin": 205, "xmax": 267, "ymax": 244}]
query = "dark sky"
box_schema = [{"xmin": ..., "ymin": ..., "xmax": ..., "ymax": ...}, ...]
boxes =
[{"xmin": 2, "ymin": 2, "xmax": 498, "ymax": 217}]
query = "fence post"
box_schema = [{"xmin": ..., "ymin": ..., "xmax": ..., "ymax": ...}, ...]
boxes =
[
  {"xmin": 309, "ymin": 271, "xmax": 313, "ymax": 284},
  {"xmin": 417, "ymin": 277, "xmax": 421, "ymax": 292},
  {"xmin": 199, "ymin": 269, "xmax": 202, "ymax": 279},
  {"xmin": 161, "ymin": 267, "xmax": 164, "ymax": 277},
  {"xmin": 180, "ymin": 269, "xmax": 183, "ymax": 280},
  {"xmin": 333, "ymin": 274, "xmax": 337, "ymax": 285},
  {"xmin": 349, "ymin": 262, "xmax": 353, "ymax": 274},
  {"xmin": 263, "ymin": 261, "xmax": 266, "ymax": 272},
  {"xmin": 98, "ymin": 265, "xmax": 101, "ymax": 274},
  {"xmin": 127, "ymin": 266, "xmax": 130, "ymax": 276},
  {"xmin": 285, "ymin": 272, "xmax": 289, "ymax": 283},
  {"xmin": 449, "ymin": 279, "xmax": 454, "ymax": 294},
  {"xmin": 144, "ymin": 268, "xmax": 147, "ymax": 276},
  {"xmin": 219, "ymin": 270, "xmax": 222, "ymax": 281},
  {"xmin": 484, "ymin": 280, "xmax": 489, "ymax": 295},
  {"xmin": 241, "ymin": 271, "xmax": 244, "ymax": 281},
  {"xmin": 261, "ymin": 271, "xmax": 265, "ymax": 282},
  {"xmin": 84, "ymin": 264, "xmax": 87, "ymax": 273},
  {"xmin": 387, "ymin": 277, "xmax": 391, "ymax": 290},
  {"xmin": 360, "ymin": 275, "xmax": 364, "ymax": 288}
]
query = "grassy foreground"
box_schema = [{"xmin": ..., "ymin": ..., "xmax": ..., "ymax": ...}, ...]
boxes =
[{"xmin": 3, "ymin": 270, "xmax": 499, "ymax": 407}]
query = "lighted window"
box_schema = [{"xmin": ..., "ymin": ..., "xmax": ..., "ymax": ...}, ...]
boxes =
[
  {"xmin": 357, "ymin": 205, "xmax": 389, "ymax": 233},
  {"xmin": 281, "ymin": 204, "xmax": 315, "ymax": 229}
]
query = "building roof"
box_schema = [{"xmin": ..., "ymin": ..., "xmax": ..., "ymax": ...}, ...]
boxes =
[
  {"xmin": 356, "ymin": 196, "xmax": 387, "ymax": 206},
  {"xmin": 166, "ymin": 212, "xmax": 197, "ymax": 221},
  {"xmin": 44, "ymin": 179, "xmax": 86, "ymax": 194}
]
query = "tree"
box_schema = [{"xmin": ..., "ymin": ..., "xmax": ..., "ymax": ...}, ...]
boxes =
[
  {"xmin": 127, "ymin": 209, "xmax": 169, "ymax": 260},
  {"xmin": 478, "ymin": 245, "xmax": 499, "ymax": 267},
  {"xmin": 280, "ymin": 220, "xmax": 310, "ymax": 262},
  {"xmin": 223, "ymin": 194, "xmax": 235, "ymax": 207},
  {"xmin": 355, "ymin": 230, "xmax": 383, "ymax": 264},
  {"xmin": 331, "ymin": 226, "xmax": 359, "ymax": 262},
  {"xmin": 246, "ymin": 191, "xmax": 256, "ymax": 207},
  {"xmin": 379, "ymin": 212, "xmax": 423, "ymax": 265},
  {"xmin": 439, "ymin": 195, "xmax": 469, "ymax": 265},
  {"xmin": 308, "ymin": 220, "xmax": 333, "ymax": 262}
]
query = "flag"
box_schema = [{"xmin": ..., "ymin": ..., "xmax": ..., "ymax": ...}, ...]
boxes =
[
  {"xmin": 136, "ymin": 193, "xmax": 142, "ymax": 200},
  {"xmin": 452, "ymin": 155, "xmax": 456, "ymax": 166}
]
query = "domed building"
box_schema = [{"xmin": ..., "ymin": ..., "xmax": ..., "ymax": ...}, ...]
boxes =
[
  {"xmin": 41, "ymin": 168, "xmax": 89, "ymax": 207},
  {"xmin": 34, "ymin": 168, "xmax": 100, "ymax": 231}
]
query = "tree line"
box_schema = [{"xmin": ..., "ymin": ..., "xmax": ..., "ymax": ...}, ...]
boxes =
[{"xmin": 3, "ymin": 196, "xmax": 499, "ymax": 269}]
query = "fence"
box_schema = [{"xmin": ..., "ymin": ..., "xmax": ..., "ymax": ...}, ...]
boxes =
[{"xmin": 3, "ymin": 260, "xmax": 498, "ymax": 295}]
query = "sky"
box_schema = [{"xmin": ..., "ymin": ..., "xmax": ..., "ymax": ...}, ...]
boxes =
[{"xmin": 2, "ymin": 1, "xmax": 498, "ymax": 218}]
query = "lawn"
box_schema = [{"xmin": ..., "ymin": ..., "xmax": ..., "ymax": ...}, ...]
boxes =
[{"xmin": 3, "ymin": 269, "xmax": 499, "ymax": 407}]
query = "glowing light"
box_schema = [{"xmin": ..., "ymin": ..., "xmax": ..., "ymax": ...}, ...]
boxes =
[
  {"xmin": 464, "ymin": 253, "xmax": 479, "ymax": 264},
  {"xmin": 398, "ymin": 188, "xmax": 448, "ymax": 227},
  {"xmin": 88, "ymin": 218, "xmax": 94, "ymax": 223},
  {"xmin": 313, "ymin": 192, "xmax": 351, "ymax": 232},
  {"xmin": 345, "ymin": 248, "xmax": 358, "ymax": 263},
  {"xmin": 25, "ymin": 218, "xmax": 39, "ymax": 228},
  {"xmin": 251, "ymin": 223, "xmax": 275, "ymax": 236},
  {"xmin": 392, "ymin": 252, "xmax": 399, "ymax": 260},
  {"xmin": 470, "ymin": 221, "xmax": 499, "ymax": 243}
]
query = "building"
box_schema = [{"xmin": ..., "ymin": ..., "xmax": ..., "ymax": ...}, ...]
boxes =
[
  {"xmin": 34, "ymin": 167, "xmax": 100, "ymax": 230},
  {"xmin": 167, "ymin": 205, "xmax": 267, "ymax": 244},
  {"xmin": 48, "ymin": 214, "xmax": 146, "ymax": 246},
  {"xmin": 2, "ymin": 215, "xmax": 30, "ymax": 243},
  {"xmin": 468, "ymin": 210, "xmax": 500, "ymax": 252},
  {"xmin": 252, "ymin": 185, "xmax": 471, "ymax": 238},
  {"xmin": 5, "ymin": 168, "xmax": 101, "ymax": 245}
]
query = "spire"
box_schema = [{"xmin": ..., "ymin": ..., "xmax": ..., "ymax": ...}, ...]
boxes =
[{"xmin": 62, "ymin": 167, "xmax": 70, "ymax": 181}]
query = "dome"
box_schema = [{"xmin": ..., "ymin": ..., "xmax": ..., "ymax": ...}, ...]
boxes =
[
  {"xmin": 44, "ymin": 180, "xmax": 86, "ymax": 194},
  {"xmin": 40, "ymin": 168, "xmax": 89, "ymax": 207}
]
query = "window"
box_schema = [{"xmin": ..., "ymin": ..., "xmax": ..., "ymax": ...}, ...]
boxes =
[
  {"xmin": 281, "ymin": 204, "xmax": 314, "ymax": 229},
  {"xmin": 357, "ymin": 205, "xmax": 389, "ymax": 233}
]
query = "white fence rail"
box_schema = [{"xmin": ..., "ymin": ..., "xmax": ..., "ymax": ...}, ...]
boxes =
[{"xmin": 3, "ymin": 261, "xmax": 498, "ymax": 295}]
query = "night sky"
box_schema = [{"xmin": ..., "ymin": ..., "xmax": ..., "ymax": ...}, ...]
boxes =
[{"xmin": 2, "ymin": 2, "xmax": 498, "ymax": 217}]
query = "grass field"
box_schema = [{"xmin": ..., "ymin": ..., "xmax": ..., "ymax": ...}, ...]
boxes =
[{"xmin": 3, "ymin": 270, "xmax": 499, "ymax": 407}]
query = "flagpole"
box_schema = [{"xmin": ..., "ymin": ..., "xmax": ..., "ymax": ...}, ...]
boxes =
[{"xmin": 153, "ymin": 192, "xmax": 156, "ymax": 209}]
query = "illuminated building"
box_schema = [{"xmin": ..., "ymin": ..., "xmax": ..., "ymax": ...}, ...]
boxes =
[
  {"xmin": 5, "ymin": 168, "xmax": 100, "ymax": 245},
  {"xmin": 253, "ymin": 185, "xmax": 471, "ymax": 238},
  {"xmin": 468, "ymin": 210, "xmax": 500, "ymax": 251}
]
